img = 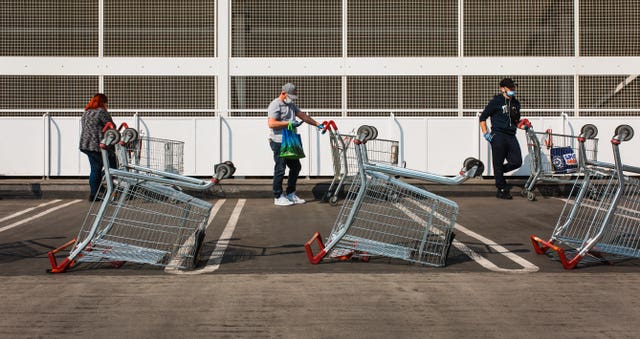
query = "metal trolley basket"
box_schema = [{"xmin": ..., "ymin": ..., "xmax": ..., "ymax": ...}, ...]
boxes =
[
  {"xmin": 48, "ymin": 124, "xmax": 235, "ymax": 273},
  {"xmin": 125, "ymin": 135, "xmax": 185, "ymax": 174},
  {"xmin": 323, "ymin": 121, "xmax": 401, "ymax": 206},
  {"xmin": 531, "ymin": 124, "xmax": 640, "ymax": 269},
  {"xmin": 522, "ymin": 124, "xmax": 599, "ymax": 201},
  {"xmin": 306, "ymin": 125, "xmax": 484, "ymax": 267}
]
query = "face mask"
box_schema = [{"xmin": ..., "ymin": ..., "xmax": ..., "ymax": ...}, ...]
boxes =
[
  {"xmin": 506, "ymin": 90, "xmax": 516, "ymax": 97},
  {"xmin": 284, "ymin": 96, "xmax": 294, "ymax": 104}
]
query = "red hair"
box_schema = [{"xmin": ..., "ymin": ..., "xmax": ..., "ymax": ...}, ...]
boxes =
[{"xmin": 85, "ymin": 93, "xmax": 108, "ymax": 111}]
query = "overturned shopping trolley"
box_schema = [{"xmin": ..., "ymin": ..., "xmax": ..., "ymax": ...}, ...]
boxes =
[
  {"xmin": 306, "ymin": 125, "xmax": 484, "ymax": 267},
  {"xmin": 47, "ymin": 124, "xmax": 235, "ymax": 273},
  {"xmin": 531, "ymin": 124, "xmax": 640, "ymax": 269},
  {"xmin": 322, "ymin": 120, "xmax": 402, "ymax": 205},
  {"xmin": 522, "ymin": 124, "xmax": 599, "ymax": 201}
]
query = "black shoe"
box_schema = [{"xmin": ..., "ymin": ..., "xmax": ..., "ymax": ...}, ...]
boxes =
[{"xmin": 496, "ymin": 189, "xmax": 512, "ymax": 200}]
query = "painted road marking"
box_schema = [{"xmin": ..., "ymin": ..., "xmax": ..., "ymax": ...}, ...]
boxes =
[
  {"xmin": 0, "ymin": 200, "xmax": 62, "ymax": 223},
  {"xmin": 0, "ymin": 200, "xmax": 82, "ymax": 234},
  {"xmin": 167, "ymin": 199, "xmax": 245, "ymax": 275},
  {"xmin": 165, "ymin": 199, "xmax": 227, "ymax": 271},
  {"xmin": 398, "ymin": 201, "xmax": 539, "ymax": 273}
]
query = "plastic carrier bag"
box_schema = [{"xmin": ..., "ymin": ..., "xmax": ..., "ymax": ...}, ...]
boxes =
[
  {"xmin": 280, "ymin": 125, "xmax": 305, "ymax": 159},
  {"xmin": 551, "ymin": 146, "xmax": 578, "ymax": 174}
]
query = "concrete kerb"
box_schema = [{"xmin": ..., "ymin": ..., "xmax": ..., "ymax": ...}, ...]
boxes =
[{"xmin": 0, "ymin": 177, "xmax": 571, "ymax": 200}]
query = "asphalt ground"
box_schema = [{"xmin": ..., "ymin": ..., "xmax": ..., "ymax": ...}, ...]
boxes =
[{"xmin": 0, "ymin": 180, "xmax": 639, "ymax": 338}]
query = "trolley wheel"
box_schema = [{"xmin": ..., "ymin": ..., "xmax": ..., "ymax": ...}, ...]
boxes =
[
  {"xmin": 321, "ymin": 191, "xmax": 331, "ymax": 202},
  {"xmin": 463, "ymin": 157, "xmax": 484, "ymax": 177},
  {"xmin": 223, "ymin": 161, "xmax": 237, "ymax": 176},
  {"xmin": 520, "ymin": 189, "xmax": 528, "ymax": 197},
  {"xmin": 369, "ymin": 125, "xmax": 378, "ymax": 140},
  {"xmin": 527, "ymin": 191, "xmax": 536, "ymax": 201},
  {"xmin": 102, "ymin": 129, "xmax": 121, "ymax": 146},
  {"xmin": 614, "ymin": 124, "xmax": 634, "ymax": 142},
  {"xmin": 329, "ymin": 195, "xmax": 339, "ymax": 206},
  {"xmin": 215, "ymin": 163, "xmax": 233, "ymax": 180},
  {"xmin": 580, "ymin": 124, "xmax": 598, "ymax": 139},
  {"xmin": 357, "ymin": 125, "xmax": 376, "ymax": 142},
  {"xmin": 120, "ymin": 128, "xmax": 138, "ymax": 144}
]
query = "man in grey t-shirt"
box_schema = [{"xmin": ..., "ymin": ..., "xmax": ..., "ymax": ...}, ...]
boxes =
[{"xmin": 268, "ymin": 83, "xmax": 323, "ymax": 206}]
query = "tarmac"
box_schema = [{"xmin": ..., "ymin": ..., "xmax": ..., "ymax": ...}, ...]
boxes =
[{"xmin": 1, "ymin": 175, "xmax": 638, "ymax": 338}]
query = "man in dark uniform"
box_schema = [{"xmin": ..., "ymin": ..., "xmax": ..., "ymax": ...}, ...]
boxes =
[{"xmin": 479, "ymin": 78, "xmax": 530, "ymax": 199}]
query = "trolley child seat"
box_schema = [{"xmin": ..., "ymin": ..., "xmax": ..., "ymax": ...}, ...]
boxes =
[
  {"xmin": 47, "ymin": 123, "xmax": 236, "ymax": 273},
  {"xmin": 306, "ymin": 124, "xmax": 484, "ymax": 267},
  {"xmin": 531, "ymin": 124, "xmax": 640, "ymax": 269},
  {"xmin": 522, "ymin": 124, "xmax": 599, "ymax": 201}
]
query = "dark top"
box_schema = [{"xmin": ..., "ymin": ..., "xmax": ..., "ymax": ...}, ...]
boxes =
[
  {"xmin": 479, "ymin": 94, "xmax": 521, "ymax": 136},
  {"xmin": 79, "ymin": 108, "xmax": 114, "ymax": 152}
]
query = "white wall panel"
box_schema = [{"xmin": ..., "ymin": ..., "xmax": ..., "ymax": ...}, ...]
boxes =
[{"xmin": 0, "ymin": 118, "xmax": 44, "ymax": 176}]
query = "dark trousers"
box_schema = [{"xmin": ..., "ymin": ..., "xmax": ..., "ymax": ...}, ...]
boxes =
[
  {"xmin": 270, "ymin": 140, "xmax": 301, "ymax": 198},
  {"xmin": 490, "ymin": 133, "xmax": 522, "ymax": 190},
  {"xmin": 82, "ymin": 150, "xmax": 116, "ymax": 198}
]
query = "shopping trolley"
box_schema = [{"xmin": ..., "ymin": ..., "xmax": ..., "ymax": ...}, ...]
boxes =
[
  {"xmin": 47, "ymin": 123, "xmax": 235, "ymax": 273},
  {"xmin": 126, "ymin": 135, "xmax": 185, "ymax": 174},
  {"xmin": 322, "ymin": 121, "xmax": 402, "ymax": 206},
  {"xmin": 522, "ymin": 124, "xmax": 599, "ymax": 201},
  {"xmin": 531, "ymin": 124, "xmax": 640, "ymax": 269},
  {"xmin": 306, "ymin": 125, "xmax": 484, "ymax": 267}
]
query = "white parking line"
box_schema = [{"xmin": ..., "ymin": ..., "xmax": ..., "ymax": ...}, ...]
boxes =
[
  {"xmin": 398, "ymin": 201, "xmax": 539, "ymax": 273},
  {"xmin": 0, "ymin": 200, "xmax": 62, "ymax": 223},
  {"xmin": 167, "ymin": 199, "xmax": 245, "ymax": 275},
  {"xmin": 0, "ymin": 200, "xmax": 82, "ymax": 234}
]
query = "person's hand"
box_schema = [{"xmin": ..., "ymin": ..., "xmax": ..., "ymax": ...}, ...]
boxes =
[
  {"xmin": 288, "ymin": 120, "xmax": 303, "ymax": 129},
  {"xmin": 517, "ymin": 118, "xmax": 532, "ymax": 130},
  {"xmin": 483, "ymin": 132, "xmax": 493, "ymax": 142}
]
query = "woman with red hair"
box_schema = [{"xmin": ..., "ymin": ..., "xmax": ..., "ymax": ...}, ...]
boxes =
[{"xmin": 79, "ymin": 93, "xmax": 116, "ymax": 201}]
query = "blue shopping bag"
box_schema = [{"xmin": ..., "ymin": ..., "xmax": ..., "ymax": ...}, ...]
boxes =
[
  {"xmin": 551, "ymin": 146, "xmax": 578, "ymax": 174},
  {"xmin": 280, "ymin": 125, "xmax": 305, "ymax": 159}
]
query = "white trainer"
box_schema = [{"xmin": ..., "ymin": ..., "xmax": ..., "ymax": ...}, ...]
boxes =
[
  {"xmin": 274, "ymin": 195, "xmax": 294, "ymax": 206},
  {"xmin": 286, "ymin": 192, "xmax": 306, "ymax": 204}
]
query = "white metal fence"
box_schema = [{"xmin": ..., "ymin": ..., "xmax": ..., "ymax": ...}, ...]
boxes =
[{"xmin": 1, "ymin": 1, "xmax": 639, "ymax": 176}]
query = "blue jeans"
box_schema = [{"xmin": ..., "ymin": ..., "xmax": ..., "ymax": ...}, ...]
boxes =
[
  {"xmin": 82, "ymin": 150, "xmax": 116, "ymax": 198},
  {"xmin": 270, "ymin": 140, "xmax": 301, "ymax": 198},
  {"xmin": 490, "ymin": 133, "xmax": 522, "ymax": 190}
]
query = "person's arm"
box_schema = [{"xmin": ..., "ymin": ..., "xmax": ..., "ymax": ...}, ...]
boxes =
[
  {"xmin": 268, "ymin": 117, "xmax": 289, "ymax": 129},
  {"xmin": 296, "ymin": 111, "xmax": 320, "ymax": 127},
  {"xmin": 479, "ymin": 100, "xmax": 493, "ymax": 142}
]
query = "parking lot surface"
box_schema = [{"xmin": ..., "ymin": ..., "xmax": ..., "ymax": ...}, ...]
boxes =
[{"xmin": 0, "ymin": 185, "xmax": 639, "ymax": 338}]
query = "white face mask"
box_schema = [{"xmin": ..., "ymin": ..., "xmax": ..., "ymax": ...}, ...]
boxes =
[{"xmin": 284, "ymin": 96, "xmax": 294, "ymax": 104}]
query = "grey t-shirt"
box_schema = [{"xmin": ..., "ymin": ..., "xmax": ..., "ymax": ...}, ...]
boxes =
[{"xmin": 267, "ymin": 97, "xmax": 301, "ymax": 143}]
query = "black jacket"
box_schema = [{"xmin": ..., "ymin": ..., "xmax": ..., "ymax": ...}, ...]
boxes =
[{"xmin": 479, "ymin": 94, "xmax": 521, "ymax": 136}]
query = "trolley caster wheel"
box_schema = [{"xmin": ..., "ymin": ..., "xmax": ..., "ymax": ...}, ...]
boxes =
[
  {"xmin": 223, "ymin": 161, "xmax": 237, "ymax": 176},
  {"xmin": 580, "ymin": 124, "xmax": 598, "ymax": 139},
  {"xmin": 463, "ymin": 157, "xmax": 485, "ymax": 177},
  {"xmin": 356, "ymin": 125, "xmax": 377, "ymax": 142},
  {"xmin": 614, "ymin": 124, "xmax": 634, "ymax": 142},
  {"xmin": 520, "ymin": 189, "xmax": 528, "ymax": 198},
  {"xmin": 102, "ymin": 129, "xmax": 121, "ymax": 146},
  {"xmin": 527, "ymin": 191, "xmax": 536, "ymax": 201},
  {"xmin": 121, "ymin": 128, "xmax": 138, "ymax": 144},
  {"xmin": 329, "ymin": 195, "xmax": 339, "ymax": 206}
]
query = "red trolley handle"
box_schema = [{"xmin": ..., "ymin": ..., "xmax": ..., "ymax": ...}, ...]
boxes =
[
  {"xmin": 320, "ymin": 120, "xmax": 338, "ymax": 134},
  {"xmin": 101, "ymin": 122, "xmax": 116, "ymax": 133},
  {"xmin": 117, "ymin": 122, "xmax": 129, "ymax": 131}
]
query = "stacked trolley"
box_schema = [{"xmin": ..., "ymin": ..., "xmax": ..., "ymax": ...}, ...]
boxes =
[
  {"xmin": 306, "ymin": 125, "xmax": 484, "ymax": 267},
  {"xmin": 522, "ymin": 124, "xmax": 599, "ymax": 201},
  {"xmin": 322, "ymin": 120, "xmax": 402, "ymax": 205},
  {"xmin": 126, "ymin": 135, "xmax": 185, "ymax": 174},
  {"xmin": 48, "ymin": 123, "xmax": 235, "ymax": 273},
  {"xmin": 531, "ymin": 124, "xmax": 640, "ymax": 269}
]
